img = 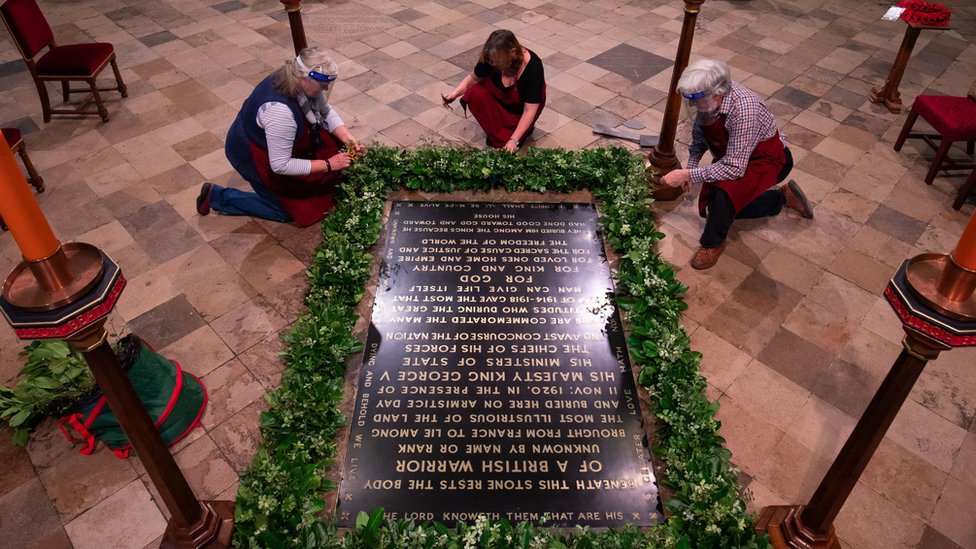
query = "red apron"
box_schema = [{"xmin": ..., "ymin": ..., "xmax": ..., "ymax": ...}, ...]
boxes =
[
  {"xmin": 462, "ymin": 79, "xmax": 546, "ymax": 148},
  {"xmin": 698, "ymin": 120, "xmax": 785, "ymax": 217},
  {"xmin": 249, "ymin": 127, "xmax": 342, "ymax": 227}
]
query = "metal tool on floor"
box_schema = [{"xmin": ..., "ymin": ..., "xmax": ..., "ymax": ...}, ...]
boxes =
[{"xmin": 592, "ymin": 123, "xmax": 660, "ymax": 147}]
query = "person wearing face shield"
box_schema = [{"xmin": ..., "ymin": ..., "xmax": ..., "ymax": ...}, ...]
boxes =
[
  {"xmin": 441, "ymin": 29, "xmax": 546, "ymax": 153},
  {"xmin": 661, "ymin": 59, "xmax": 813, "ymax": 270},
  {"xmin": 196, "ymin": 46, "xmax": 363, "ymax": 227}
]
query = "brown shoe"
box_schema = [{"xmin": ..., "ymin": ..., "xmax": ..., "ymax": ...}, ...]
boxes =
[
  {"xmin": 781, "ymin": 180, "xmax": 814, "ymax": 219},
  {"xmin": 691, "ymin": 242, "xmax": 727, "ymax": 270}
]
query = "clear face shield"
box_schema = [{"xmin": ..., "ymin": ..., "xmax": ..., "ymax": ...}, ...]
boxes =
[
  {"xmin": 296, "ymin": 55, "xmax": 338, "ymax": 105},
  {"xmin": 682, "ymin": 89, "xmax": 722, "ymax": 125}
]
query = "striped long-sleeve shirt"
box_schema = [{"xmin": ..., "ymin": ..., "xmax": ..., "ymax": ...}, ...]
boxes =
[
  {"xmin": 688, "ymin": 82, "xmax": 784, "ymax": 185},
  {"xmin": 257, "ymin": 97, "xmax": 344, "ymax": 176}
]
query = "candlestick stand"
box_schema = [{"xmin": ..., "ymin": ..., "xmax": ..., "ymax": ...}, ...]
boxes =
[
  {"xmin": 756, "ymin": 238, "xmax": 976, "ymax": 547},
  {"xmin": 0, "ymin": 134, "xmax": 233, "ymax": 547},
  {"xmin": 869, "ymin": 21, "xmax": 949, "ymax": 114},
  {"xmin": 280, "ymin": 0, "xmax": 308, "ymax": 55},
  {"xmin": 646, "ymin": 0, "xmax": 704, "ymax": 202}
]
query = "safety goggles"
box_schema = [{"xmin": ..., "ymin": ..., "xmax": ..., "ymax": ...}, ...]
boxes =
[{"xmin": 681, "ymin": 90, "xmax": 709, "ymax": 100}]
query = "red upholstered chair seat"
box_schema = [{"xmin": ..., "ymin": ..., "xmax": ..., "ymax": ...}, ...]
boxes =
[
  {"xmin": 1, "ymin": 127, "xmax": 23, "ymax": 148},
  {"xmin": 36, "ymin": 43, "xmax": 115, "ymax": 76},
  {"xmin": 911, "ymin": 96, "xmax": 976, "ymax": 141},
  {"xmin": 895, "ymin": 92, "xmax": 976, "ymax": 210}
]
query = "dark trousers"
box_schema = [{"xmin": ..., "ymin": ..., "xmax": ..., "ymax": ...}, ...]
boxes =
[{"xmin": 700, "ymin": 147, "xmax": 793, "ymax": 248}]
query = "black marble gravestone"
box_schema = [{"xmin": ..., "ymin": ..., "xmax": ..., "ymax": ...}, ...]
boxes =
[{"xmin": 338, "ymin": 202, "xmax": 661, "ymax": 527}]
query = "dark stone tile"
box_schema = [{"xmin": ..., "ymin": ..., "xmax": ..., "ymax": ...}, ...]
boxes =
[
  {"xmin": 542, "ymin": 52, "xmax": 584, "ymax": 72},
  {"xmin": 622, "ymin": 83, "xmax": 667, "ymax": 108},
  {"xmin": 795, "ymin": 151, "xmax": 849, "ymax": 182},
  {"xmin": 823, "ymin": 85, "xmax": 866, "ymax": 110},
  {"xmin": 446, "ymin": 46, "xmax": 483, "ymax": 73},
  {"xmin": 137, "ymin": 222, "xmax": 207, "ymax": 264},
  {"xmin": 811, "ymin": 359, "xmax": 879, "ymax": 417},
  {"xmin": 576, "ymin": 108, "xmax": 625, "ymax": 130},
  {"xmin": 344, "ymin": 69, "xmax": 390, "ymax": 94},
  {"xmin": 472, "ymin": 9, "xmax": 507, "ymax": 24},
  {"xmin": 213, "ymin": 0, "xmax": 247, "ymax": 14},
  {"xmin": 104, "ymin": 6, "xmax": 141, "ymax": 23},
  {"xmin": 138, "ymin": 30, "xmax": 178, "ymax": 48},
  {"xmin": 128, "ymin": 295, "xmax": 207, "ymax": 350},
  {"xmin": 782, "ymin": 122, "xmax": 826, "ymax": 149},
  {"xmin": 771, "ymin": 86, "xmax": 820, "ymax": 110},
  {"xmin": 390, "ymin": 93, "xmax": 436, "ymax": 117},
  {"xmin": 0, "ymin": 59, "xmax": 25, "ymax": 78},
  {"xmin": 843, "ymin": 110, "xmax": 891, "ymax": 139},
  {"xmin": 405, "ymin": 31, "xmax": 444, "ymax": 51},
  {"xmin": 391, "ymin": 8, "xmax": 425, "ymax": 23},
  {"xmin": 0, "ymin": 116, "xmax": 40, "ymax": 136},
  {"xmin": 917, "ymin": 525, "xmax": 965, "ymax": 549},
  {"xmin": 0, "ymin": 478, "xmax": 72, "ymax": 549},
  {"xmin": 757, "ymin": 328, "xmax": 834, "ymax": 393},
  {"xmin": 0, "ymin": 427, "xmax": 34, "ymax": 498},
  {"xmin": 731, "ymin": 271, "xmax": 803, "ymax": 316},
  {"xmin": 549, "ymin": 94, "xmax": 595, "ymax": 119},
  {"xmin": 587, "ymin": 43, "xmax": 671, "ymax": 83},
  {"xmin": 865, "ymin": 204, "xmax": 928, "ymax": 245},
  {"xmin": 118, "ymin": 200, "xmax": 186, "ymax": 237}
]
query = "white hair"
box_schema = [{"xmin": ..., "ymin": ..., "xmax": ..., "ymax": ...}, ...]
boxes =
[{"xmin": 677, "ymin": 58, "xmax": 731, "ymax": 97}]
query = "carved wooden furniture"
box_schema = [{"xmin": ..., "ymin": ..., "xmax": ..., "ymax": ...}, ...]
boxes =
[
  {"xmin": 869, "ymin": 20, "xmax": 949, "ymax": 114},
  {"xmin": 0, "ymin": 0, "xmax": 127, "ymax": 122},
  {"xmin": 894, "ymin": 93, "xmax": 976, "ymax": 209}
]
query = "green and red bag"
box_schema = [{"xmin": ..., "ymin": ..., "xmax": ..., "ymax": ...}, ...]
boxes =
[{"xmin": 58, "ymin": 335, "xmax": 207, "ymax": 458}]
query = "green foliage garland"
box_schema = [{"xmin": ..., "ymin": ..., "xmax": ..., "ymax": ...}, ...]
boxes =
[{"xmin": 233, "ymin": 145, "xmax": 766, "ymax": 548}]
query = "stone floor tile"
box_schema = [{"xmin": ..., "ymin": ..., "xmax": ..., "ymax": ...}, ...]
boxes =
[
  {"xmin": 209, "ymin": 295, "xmax": 287, "ymax": 356},
  {"xmin": 889, "ymin": 400, "xmax": 967, "ymax": 473},
  {"xmin": 726, "ymin": 359, "xmax": 811, "ymax": 432},
  {"xmin": 0, "ymin": 478, "xmax": 72, "ymax": 549},
  {"xmin": 37, "ymin": 448, "xmax": 138, "ymax": 522},
  {"xmin": 861, "ymin": 438, "xmax": 948, "ymax": 523},
  {"xmin": 127, "ymin": 295, "xmax": 208, "ymax": 350},
  {"xmin": 916, "ymin": 526, "xmax": 966, "ymax": 549},
  {"xmin": 910, "ymin": 364, "xmax": 976, "ymax": 430},
  {"xmin": 755, "ymin": 433, "xmax": 832, "ymax": 503},
  {"xmin": 757, "ymin": 328, "xmax": 836, "ymax": 393},
  {"xmin": 209, "ymin": 400, "xmax": 267, "ymax": 473},
  {"xmin": 929, "ymin": 477, "xmax": 976, "ymax": 549},
  {"xmin": 812, "ymin": 358, "xmax": 882, "ymax": 418},
  {"xmin": 715, "ymin": 396, "xmax": 784, "ymax": 478},
  {"xmin": 199, "ymin": 357, "xmax": 266, "ymax": 430},
  {"xmin": 159, "ymin": 325, "xmax": 235, "ymax": 379},
  {"xmin": 827, "ymin": 247, "xmax": 893, "ymax": 295},
  {"xmin": 819, "ymin": 188, "xmax": 879, "ymax": 224},
  {"xmin": 0, "ymin": 427, "xmax": 35, "ymax": 498},
  {"xmin": 64, "ymin": 479, "xmax": 166, "ymax": 549},
  {"xmin": 834, "ymin": 482, "xmax": 925, "ymax": 549},
  {"xmin": 690, "ymin": 327, "xmax": 752, "ymax": 392}
]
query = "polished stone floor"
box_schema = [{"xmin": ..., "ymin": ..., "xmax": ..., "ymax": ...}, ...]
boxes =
[{"xmin": 1, "ymin": 0, "xmax": 975, "ymax": 547}]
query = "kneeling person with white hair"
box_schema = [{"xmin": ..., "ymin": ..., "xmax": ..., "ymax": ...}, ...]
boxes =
[
  {"xmin": 196, "ymin": 46, "xmax": 363, "ymax": 227},
  {"xmin": 661, "ymin": 58, "xmax": 813, "ymax": 270}
]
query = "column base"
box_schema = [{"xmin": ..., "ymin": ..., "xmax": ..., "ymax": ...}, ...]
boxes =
[
  {"xmin": 755, "ymin": 505, "xmax": 839, "ymax": 549},
  {"xmin": 868, "ymin": 83, "xmax": 902, "ymax": 114},
  {"xmin": 161, "ymin": 500, "xmax": 234, "ymax": 548}
]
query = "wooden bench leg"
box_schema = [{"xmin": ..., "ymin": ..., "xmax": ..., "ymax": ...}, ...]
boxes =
[
  {"xmin": 925, "ymin": 139, "xmax": 954, "ymax": 184},
  {"xmin": 16, "ymin": 142, "xmax": 45, "ymax": 193},
  {"xmin": 894, "ymin": 109, "xmax": 919, "ymax": 151}
]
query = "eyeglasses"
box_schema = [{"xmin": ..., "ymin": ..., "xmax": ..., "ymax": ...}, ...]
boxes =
[{"xmin": 308, "ymin": 71, "xmax": 337, "ymax": 83}]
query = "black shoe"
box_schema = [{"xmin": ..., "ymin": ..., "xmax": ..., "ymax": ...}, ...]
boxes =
[{"xmin": 196, "ymin": 182, "xmax": 213, "ymax": 216}]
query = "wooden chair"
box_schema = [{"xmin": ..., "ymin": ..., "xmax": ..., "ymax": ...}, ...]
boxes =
[
  {"xmin": 894, "ymin": 90, "xmax": 976, "ymax": 210},
  {"xmin": 0, "ymin": 0, "xmax": 127, "ymax": 123},
  {"xmin": 1, "ymin": 127, "xmax": 44, "ymax": 232}
]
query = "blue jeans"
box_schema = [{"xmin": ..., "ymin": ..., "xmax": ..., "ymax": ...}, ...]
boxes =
[{"xmin": 209, "ymin": 177, "xmax": 291, "ymax": 223}]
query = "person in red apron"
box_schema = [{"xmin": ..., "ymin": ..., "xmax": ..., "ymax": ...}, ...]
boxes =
[
  {"xmin": 195, "ymin": 47, "xmax": 363, "ymax": 228},
  {"xmin": 661, "ymin": 59, "xmax": 813, "ymax": 270},
  {"xmin": 441, "ymin": 30, "xmax": 546, "ymax": 152}
]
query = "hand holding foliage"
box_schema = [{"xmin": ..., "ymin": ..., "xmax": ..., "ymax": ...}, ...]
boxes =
[{"xmin": 234, "ymin": 145, "xmax": 765, "ymax": 548}]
